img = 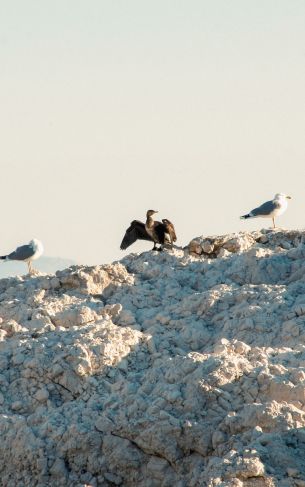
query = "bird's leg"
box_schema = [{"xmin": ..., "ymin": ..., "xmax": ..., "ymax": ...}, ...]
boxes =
[
  {"xmin": 31, "ymin": 264, "xmax": 39, "ymax": 275},
  {"xmin": 272, "ymin": 217, "xmax": 275, "ymax": 229},
  {"xmin": 152, "ymin": 243, "xmax": 158, "ymax": 251},
  {"xmin": 28, "ymin": 261, "xmax": 38, "ymax": 275}
]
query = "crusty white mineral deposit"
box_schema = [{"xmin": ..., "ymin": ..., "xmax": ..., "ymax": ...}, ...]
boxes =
[{"xmin": 1, "ymin": 229, "xmax": 305, "ymax": 486}]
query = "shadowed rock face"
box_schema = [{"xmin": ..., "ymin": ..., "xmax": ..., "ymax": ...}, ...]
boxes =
[{"xmin": 1, "ymin": 231, "xmax": 305, "ymax": 485}]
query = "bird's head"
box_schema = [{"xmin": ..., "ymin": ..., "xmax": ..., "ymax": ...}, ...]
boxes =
[
  {"xmin": 146, "ymin": 210, "xmax": 158, "ymax": 218},
  {"xmin": 30, "ymin": 238, "xmax": 44, "ymax": 252},
  {"xmin": 274, "ymin": 193, "xmax": 292, "ymax": 200}
]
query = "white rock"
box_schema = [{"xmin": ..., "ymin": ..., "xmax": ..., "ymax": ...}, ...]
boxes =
[
  {"xmin": 35, "ymin": 388, "xmax": 49, "ymax": 402},
  {"xmin": 233, "ymin": 340, "xmax": 251, "ymax": 355},
  {"xmin": 0, "ymin": 229, "xmax": 304, "ymax": 485}
]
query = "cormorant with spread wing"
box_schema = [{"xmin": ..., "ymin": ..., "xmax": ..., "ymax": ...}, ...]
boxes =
[
  {"xmin": 120, "ymin": 210, "xmax": 176, "ymax": 251},
  {"xmin": 162, "ymin": 219, "xmax": 177, "ymax": 245}
]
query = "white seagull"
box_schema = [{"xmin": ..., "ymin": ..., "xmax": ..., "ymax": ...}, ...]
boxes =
[
  {"xmin": 0, "ymin": 239, "xmax": 44, "ymax": 274},
  {"xmin": 240, "ymin": 193, "xmax": 291, "ymax": 229}
]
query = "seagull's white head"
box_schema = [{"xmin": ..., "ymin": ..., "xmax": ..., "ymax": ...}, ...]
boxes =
[
  {"xmin": 30, "ymin": 239, "xmax": 44, "ymax": 254},
  {"xmin": 274, "ymin": 193, "xmax": 292, "ymax": 200}
]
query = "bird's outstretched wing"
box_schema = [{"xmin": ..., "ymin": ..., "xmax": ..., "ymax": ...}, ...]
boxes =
[
  {"xmin": 162, "ymin": 219, "xmax": 177, "ymax": 242},
  {"xmin": 8, "ymin": 244, "xmax": 35, "ymax": 261},
  {"xmin": 120, "ymin": 220, "xmax": 153, "ymax": 250}
]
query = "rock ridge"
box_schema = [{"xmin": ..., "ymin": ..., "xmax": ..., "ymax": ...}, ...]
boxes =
[{"xmin": 0, "ymin": 230, "xmax": 305, "ymax": 486}]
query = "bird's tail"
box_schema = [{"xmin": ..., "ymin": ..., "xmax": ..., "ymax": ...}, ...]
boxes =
[
  {"xmin": 240, "ymin": 214, "xmax": 251, "ymax": 220},
  {"xmin": 0, "ymin": 256, "xmax": 7, "ymax": 262}
]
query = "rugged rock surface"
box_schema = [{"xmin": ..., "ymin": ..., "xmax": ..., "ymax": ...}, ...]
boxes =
[{"xmin": 1, "ymin": 229, "xmax": 305, "ymax": 486}]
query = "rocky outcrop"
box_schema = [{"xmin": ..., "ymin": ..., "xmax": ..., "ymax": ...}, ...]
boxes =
[
  {"xmin": 1, "ymin": 230, "xmax": 305, "ymax": 485},
  {"xmin": 188, "ymin": 228, "xmax": 305, "ymax": 258}
]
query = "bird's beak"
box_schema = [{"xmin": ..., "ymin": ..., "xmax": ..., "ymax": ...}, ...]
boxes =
[
  {"xmin": 154, "ymin": 210, "xmax": 159, "ymax": 214},
  {"xmin": 286, "ymin": 196, "xmax": 292, "ymax": 199}
]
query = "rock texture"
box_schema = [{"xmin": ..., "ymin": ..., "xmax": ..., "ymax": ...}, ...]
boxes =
[{"xmin": 1, "ymin": 230, "xmax": 305, "ymax": 485}]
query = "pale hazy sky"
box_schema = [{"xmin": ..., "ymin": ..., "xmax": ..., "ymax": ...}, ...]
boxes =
[{"xmin": 1, "ymin": 1, "xmax": 305, "ymax": 264}]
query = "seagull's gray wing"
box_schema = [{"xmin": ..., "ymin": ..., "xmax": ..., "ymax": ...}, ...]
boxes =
[
  {"xmin": 250, "ymin": 199, "xmax": 281, "ymax": 216},
  {"xmin": 8, "ymin": 244, "xmax": 35, "ymax": 261}
]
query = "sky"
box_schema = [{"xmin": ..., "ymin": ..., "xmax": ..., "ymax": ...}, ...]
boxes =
[{"xmin": 1, "ymin": 1, "xmax": 305, "ymax": 265}]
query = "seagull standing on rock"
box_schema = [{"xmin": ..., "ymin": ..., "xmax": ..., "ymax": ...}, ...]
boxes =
[
  {"xmin": 0, "ymin": 238, "xmax": 44, "ymax": 275},
  {"xmin": 240, "ymin": 193, "xmax": 291, "ymax": 229}
]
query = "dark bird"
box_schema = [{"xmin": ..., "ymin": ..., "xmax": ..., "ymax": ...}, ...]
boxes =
[
  {"xmin": 120, "ymin": 210, "xmax": 177, "ymax": 251},
  {"xmin": 162, "ymin": 219, "xmax": 177, "ymax": 245},
  {"xmin": 120, "ymin": 220, "xmax": 154, "ymax": 251}
]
